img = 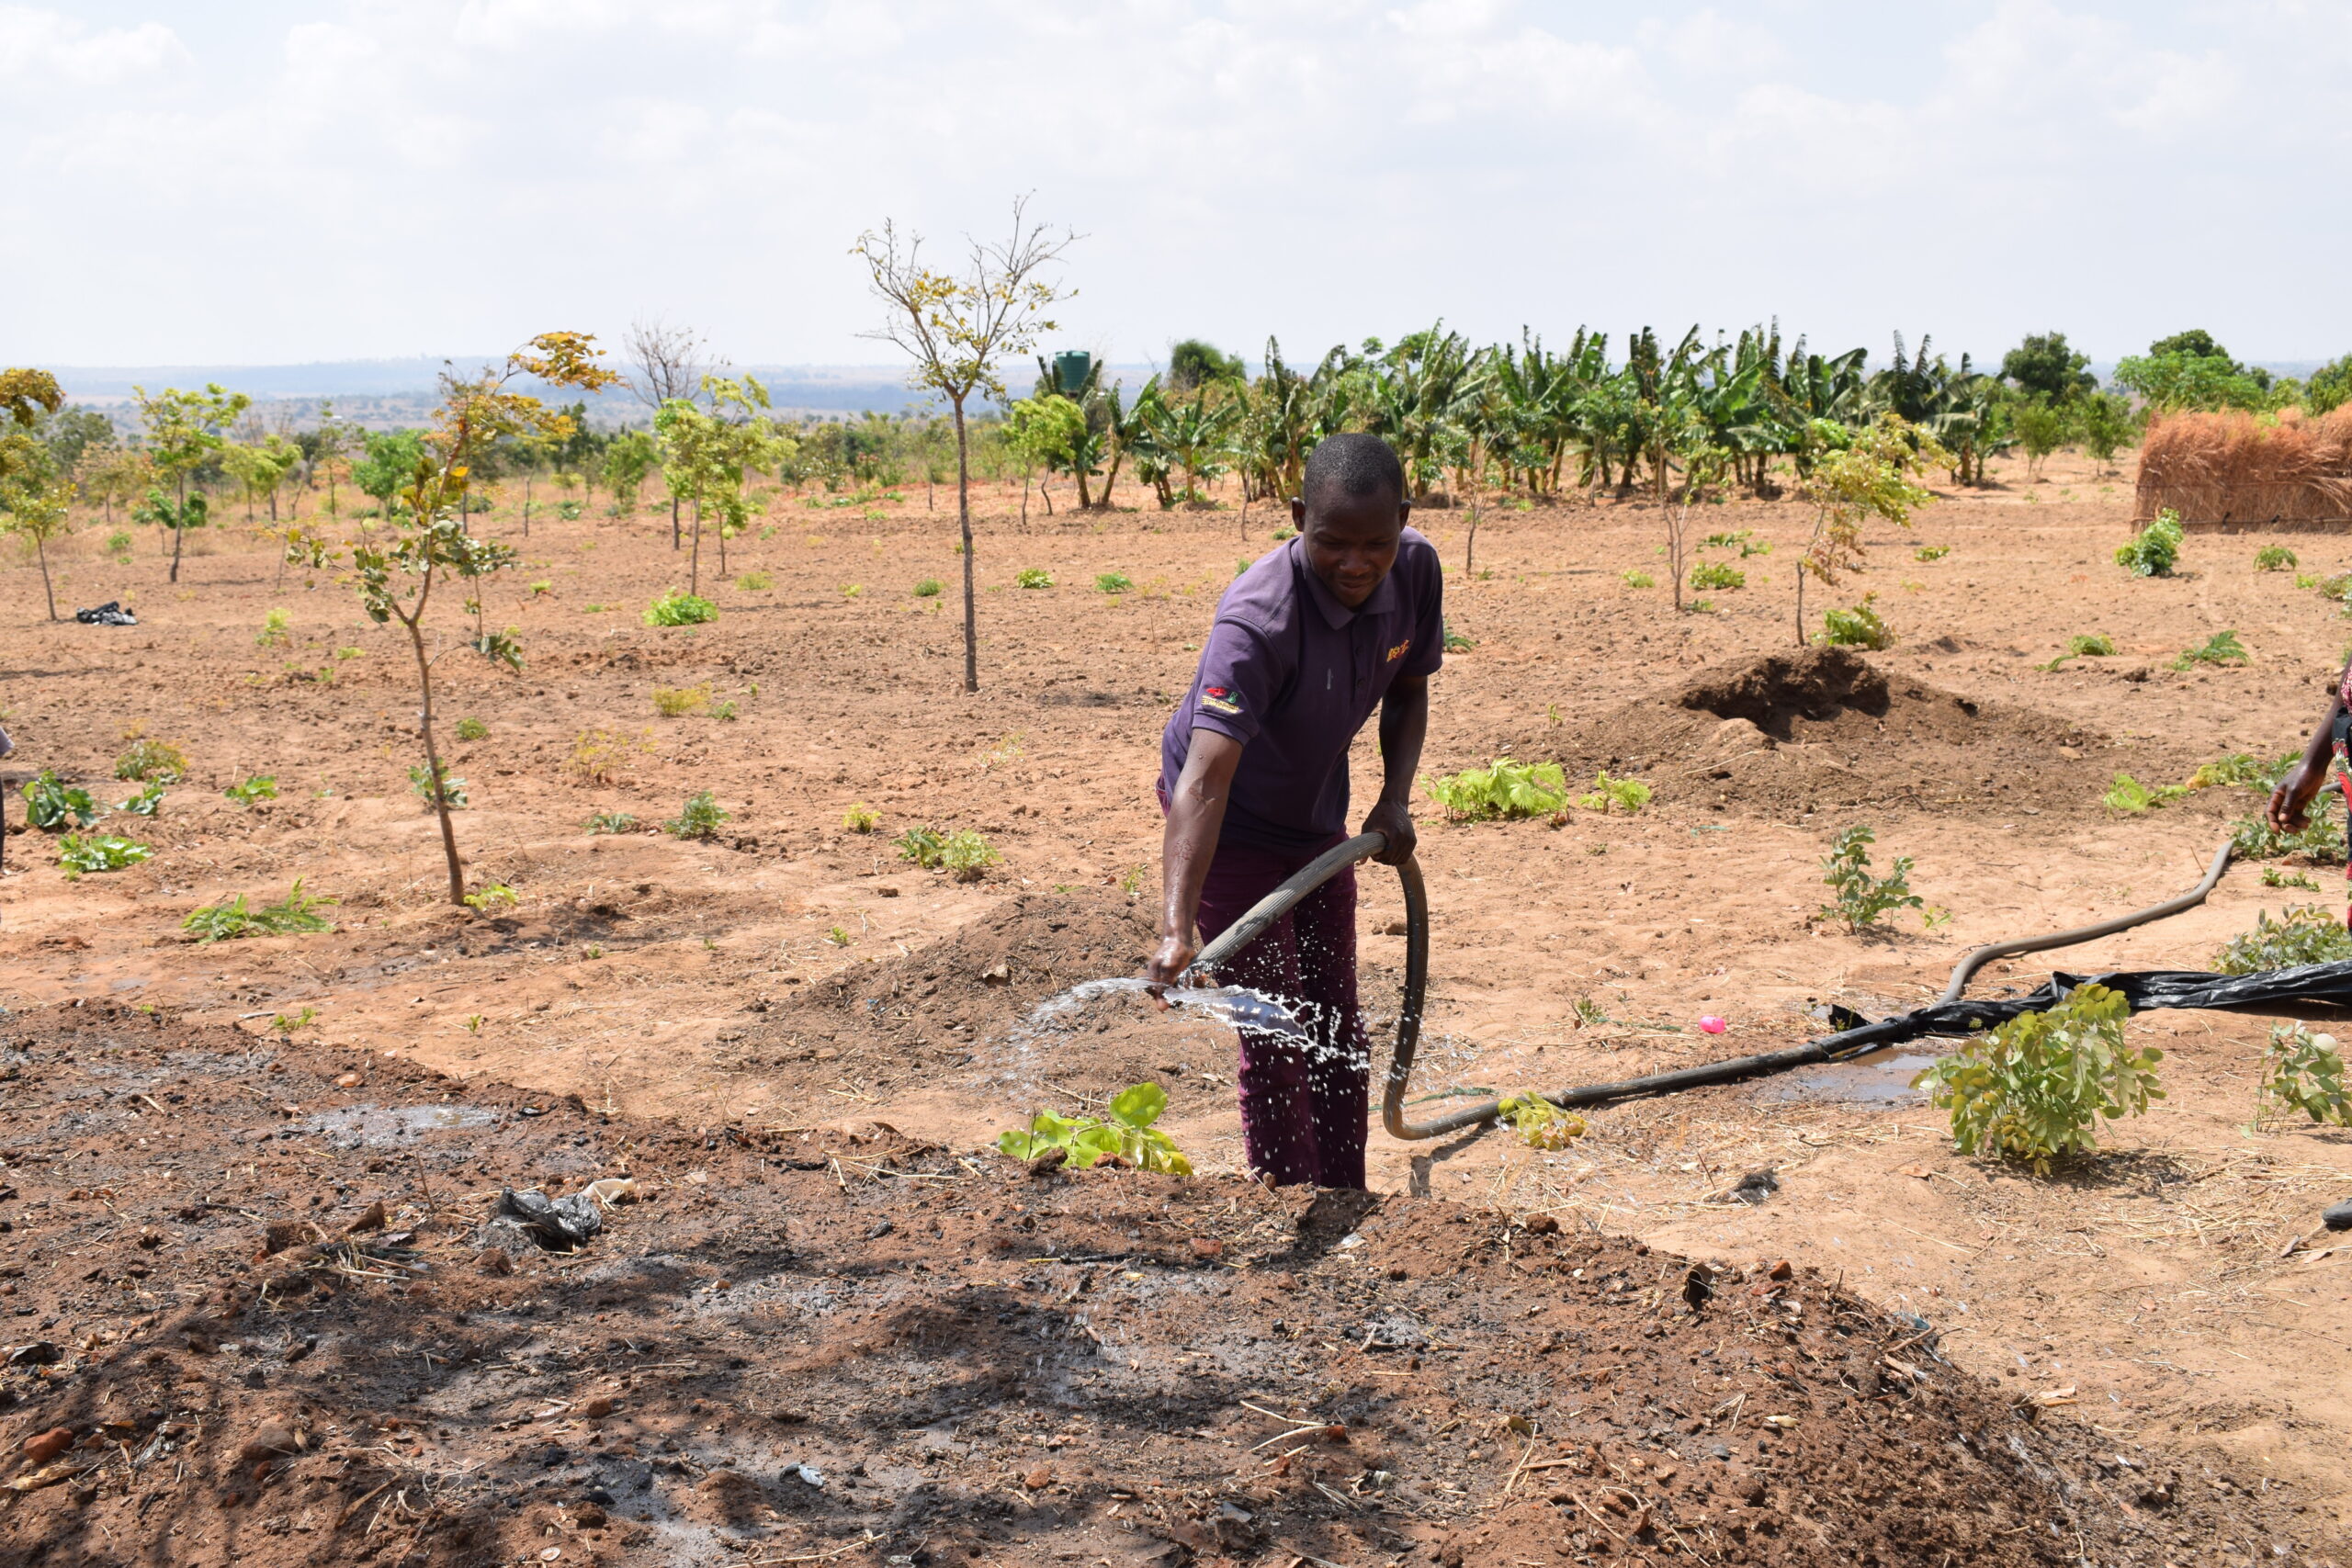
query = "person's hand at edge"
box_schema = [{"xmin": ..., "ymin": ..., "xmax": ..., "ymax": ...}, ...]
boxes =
[
  {"xmin": 1362, "ymin": 797, "xmax": 1417, "ymax": 866},
  {"xmin": 2269, "ymin": 761, "xmax": 2327, "ymax": 834}
]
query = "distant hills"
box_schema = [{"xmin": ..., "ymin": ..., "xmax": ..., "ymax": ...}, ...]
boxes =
[{"xmin": 45, "ymin": 356, "xmax": 1171, "ymax": 425}]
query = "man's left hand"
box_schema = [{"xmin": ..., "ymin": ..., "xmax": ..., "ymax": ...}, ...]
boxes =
[{"xmin": 1362, "ymin": 798, "xmax": 1417, "ymax": 865}]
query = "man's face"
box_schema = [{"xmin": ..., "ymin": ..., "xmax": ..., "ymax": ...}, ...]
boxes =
[{"xmin": 1294, "ymin": 486, "xmax": 1408, "ymax": 610}]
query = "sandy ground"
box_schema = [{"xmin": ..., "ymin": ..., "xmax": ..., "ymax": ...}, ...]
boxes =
[{"xmin": 4, "ymin": 450, "xmax": 2350, "ymax": 1535}]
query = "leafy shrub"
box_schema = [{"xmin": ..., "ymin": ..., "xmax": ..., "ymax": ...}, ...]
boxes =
[
  {"xmin": 2262, "ymin": 865, "xmax": 2321, "ymax": 890},
  {"xmin": 1577, "ymin": 771, "xmax": 1653, "ymax": 815},
  {"xmin": 943, "ymin": 829, "xmax": 1001, "ymax": 883},
  {"xmin": 584, "ymin": 810, "xmax": 637, "ymax": 835},
  {"xmin": 568, "ymin": 728, "xmax": 652, "ymax": 784},
  {"xmin": 255, "ymin": 607, "xmax": 292, "ymax": 648},
  {"xmin": 1620, "ymin": 570, "xmax": 1655, "ymax": 588},
  {"xmin": 664, "ymin": 791, "xmax": 728, "ymax": 840},
  {"xmin": 1689, "ymin": 561, "xmax": 1745, "ymax": 592},
  {"xmin": 1272, "ymin": 525, "xmax": 1297, "ymax": 542},
  {"xmin": 26, "ymin": 772, "xmax": 98, "ymax": 830},
  {"xmin": 115, "ymin": 782, "xmax": 165, "ymax": 817},
  {"xmin": 735, "ymin": 570, "xmax": 772, "ymax": 590},
  {"xmin": 1819, "ymin": 594, "xmax": 1894, "ymax": 649},
  {"xmin": 652, "ymin": 683, "xmax": 710, "ymax": 717},
  {"xmin": 1425, "ymin": 759, "xmax": 1568, "ymax": 821},
  {"xmin": 183, "ymin": 880, "xmax": 337, "ymax": 943},
  {"xmin": 115, "ymin": 737, "xmax": 187, "ymax": 783},
  {"xmin": 223, "ymin": 774, "xmax": 278, "ymax": 807},
  {"xmin": 1095, "ymin": 571, "xmax": 1134, "ymax": 594},
  {"xmin": 842, "ymin": 803, "xmax": 879, "ymax": 833},
  {"xmin": 2257, "ymin": 1024, "xmax": 2351, "ymax": 1127},
  {"xmin": 710, "ymin": 700, "xmax": 739, "ymax": 721},
  {"xmin": 454, "ymin": 716, "xmax": 489, "ymax": 741},
  {"xmin": 105, "ymin": 530, "xmax": 132, "ymax": 559},
  {"xmin": 1915, "ymin": 544, "xmax": 1951, "ymax": 562},
  {"xmin": 2229, "ymin": 803, "xmax": 2345, "ymax": 863},
  {"xmin": 840, "ymin": 583, "xmax": 864, "ymax": 599},
  {"xmin": 1820, "ymin": 824, "xmax": 1929, "ymax": 931},
  {"xmin": 643, "ymin": 590, "xmax": 718, "ymax": 626},
  {"xmin": 462, "ymin": 883, "xmax": 518, "ymax": 913},
  {"xmin": 996, "ymin": 1083, "xmax": 1193, "ymax": 1175},
  {"xmin": 2067, "ymin": 633, "xmax": 2114, "ymax": 658},
  {"xmin": 913, "ymin": 578, "xmax": 944, "ymax": 597},
  {"xmin": 557, "ymin": 500, "xmax": 582, "ymax": 521},
  {"xmin": 2115, "ymin": 509, "xmax": 2183, "ymax": 577},
  {"xmin": 895, "ymin": 826, "xmax": 946, "ymax": 868},
  {"xmin": 407, "ymin": 763, "xmax": 466, "ymax": 809},
  {"xmin": 2255, "ymin": 545, "xmax": 2298, "ymax": 572},
  {"xmin": 528, "ymin": 580, "xmax": 552, "ymax": 597},
  {"xmin": 2189, "ymin": 750, "xmax": 2292, "ymax": 790},
  {"xmin": 2171, "ymin": 629, "xmax": 2247, "ymax": 670},
  {"xmin": 59, "ymin": 833, "xmax": 152, "ymax": 878},
  {"xmin": 1914, "ymin": 984, "xmax": 2161, "ymax": 1173},
  {"xmin": 2211, "ymin": 905, "xmax": 2352, "ymax": 974},
  {"xmin": 1442, "ymin": 623, "xmax": 1475, "ymax": 652},
  {"xmin": 2104, "ymin": 773, "xmax": 2188, "ymax": 814},
  {"xmin": 1016, "ymin": 568, "xmax": 1054, "ymax": 589},
  {"xmin": 1497, "ymin": 1093, "xmax": 1586, "ymax": 1149}
]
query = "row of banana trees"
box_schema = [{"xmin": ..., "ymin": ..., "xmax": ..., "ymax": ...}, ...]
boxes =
[{"xmin": 1004, "ymin": 324, "xmax": 2032, "ymax": 510}]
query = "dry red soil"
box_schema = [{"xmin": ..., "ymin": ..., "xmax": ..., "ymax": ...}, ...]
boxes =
[{"xmin": 2, "ymin": 453, "xmax": 2349, "ymax": 1565}]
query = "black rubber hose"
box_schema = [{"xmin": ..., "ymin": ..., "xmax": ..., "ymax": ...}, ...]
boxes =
[
  {"xmin": 1937, "ymin": 839, "xmax": 2234, "ymax": 1005},
  {"xmin": 1181, "ymin": 832, "xmax": 2244, "ymax": 1145}
]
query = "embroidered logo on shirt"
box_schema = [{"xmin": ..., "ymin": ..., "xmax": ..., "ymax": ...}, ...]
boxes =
[
  {"xmin": 1385, "ymin": 637, "xmax": 1412, "ymax": 662},
  {"xmin": 1199, "ymin": 684, "xmax": 1244, "ymax": 716}
]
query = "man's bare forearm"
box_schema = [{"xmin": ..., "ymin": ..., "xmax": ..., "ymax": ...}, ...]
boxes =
[{"xmin": 1376, "ymin": 677, "xmax": 1429, "ymax": 807}]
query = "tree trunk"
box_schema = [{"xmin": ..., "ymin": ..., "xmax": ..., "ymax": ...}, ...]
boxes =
[
  {"xmin": 169, "ymin": 475, "xmax": 187, "ymax": 584},
  {"xmin": 1238, "ymin": 491, "xmax": 1250, "ymax": 540},
  {"xmin": 1020, "ymin": 477, "xmax": 1029, "ymax": 529},
  {"xmin": 407, "ymin": 619, "xmax": 467, "ymax": 906},
  {"xmin": 671, "ymin": 494, "xmax": 681, "ymax": 550},
  {"xmin": 35, "ymin": 537, "xmax": 55, "ymax": 621},
  {"xmin": 689, "ymin": 499, "xmax": 703, "ymax": 596},
  {"xmin": 955, "ymin": 398, "xmax": 977, "ymax": 694},
  {"xmin": 523, "ymin": 472, "xmax": 533, "ymax": 538}
]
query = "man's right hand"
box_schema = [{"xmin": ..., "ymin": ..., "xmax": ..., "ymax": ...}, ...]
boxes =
[
  {"xmin": 2269, "ymin": 761, "xmax": 2327, "ymax": 834},
  {"xmin": 1146, "ymin": 931, "xmax": 1199, "ymax": 990}
]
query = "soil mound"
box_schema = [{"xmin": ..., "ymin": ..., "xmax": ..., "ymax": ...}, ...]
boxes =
[
  {"xmin": 1553, "ymin": 649, "xmax": 2200, "ymax": 820},
  {"xmin": 737, "ymin": 888, "xmax": 1168, "ymax": 1102},
  {"xmin": 1676, "ymin": 645, "xmax": 1891, "ymax": 739},
  {"xmin": 1, "ymin": 1003, "xmax": 2327, "ymax": 1568}
]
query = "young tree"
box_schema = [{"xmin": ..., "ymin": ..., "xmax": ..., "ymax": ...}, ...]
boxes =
[
  {"xmin": 132, "ymin": 383, "xmax": 251, "ymax": 583},
  {"xmin": 854, "ymin": 197, "xmax": 1075, "ymax": 692},
  {"xmin": 625, "ymin": 317, "xmax": 719, "ymax": 548},
  {"xmin": 654, "ymin": 376, "xmax": 782, "ymax": 592},
  {"xmin": 602, "ymin": 430, "xmax": 658, "ymax": 512},
  {"xmin": 0, "ymin": 370, "xmax": 72, "ymax": 619},
  {"xmin": 77, "ymin": 446, "xmax": 152, "ymax": 525},
  {"xmin": 1795, "ymin": 414, "xmax": 1952, "ymax": 645},
  {"xmin": 2012, "ymin": 398, "xmax": 2074, "ymax": 479},
  {"xmin": 345, "ymin": 333, "xmax": 618, "ymax": 906},
  {"xmin": 2075, "ymin": 392, "xmax": 2138, "ymax": 475}
]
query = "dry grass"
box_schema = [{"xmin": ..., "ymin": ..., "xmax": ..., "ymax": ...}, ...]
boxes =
[{"xmin": 2135, "ymin": 405, "xmax": 2352, "ymax": 525}]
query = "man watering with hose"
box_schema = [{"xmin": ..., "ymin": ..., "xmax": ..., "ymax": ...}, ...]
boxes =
[{"xmin": 1148, "ymin": 434, "xmax": 1443, "ymax": 1190}]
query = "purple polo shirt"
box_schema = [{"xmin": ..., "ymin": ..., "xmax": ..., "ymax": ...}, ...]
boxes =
[{"xmin": 1159, "ymin": 528, "xmax": 1444, "ymax": 854}]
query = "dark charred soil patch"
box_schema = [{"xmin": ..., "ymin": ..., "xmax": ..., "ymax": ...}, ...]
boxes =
[{"xmin": 0, "ymin": 1003, "xmax": 2333, "ymax": 1568}]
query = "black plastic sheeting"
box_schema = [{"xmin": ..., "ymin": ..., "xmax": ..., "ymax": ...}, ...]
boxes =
[{"xmin": 1813, "ymin": 961, "xmax": 2352, "ymax": 1058}]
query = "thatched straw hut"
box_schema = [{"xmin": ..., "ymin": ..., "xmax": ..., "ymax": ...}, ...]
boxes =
[{"xmin": 2134, "ymin": 407, "xmax": 2352, "ymax": 531}]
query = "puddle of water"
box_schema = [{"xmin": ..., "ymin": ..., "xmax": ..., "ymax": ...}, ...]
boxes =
[
  {"xmin": 304, "ymin": 1103, "xmax": 501, "ymax": 1149},
  {"xmin": 1762, "ymin": 1049, "xmax": 1942, "ymax": 1107}
]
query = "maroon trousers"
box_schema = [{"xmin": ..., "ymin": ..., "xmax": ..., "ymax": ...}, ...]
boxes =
[{"xmin": 1195, "ymin": 837, "xmax": 1370, "ymax": 1190}]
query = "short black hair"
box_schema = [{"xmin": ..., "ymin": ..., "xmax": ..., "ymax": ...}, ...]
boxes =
[{"xmin": 1302, "ymin": 433, "xmax": 1406, "ymax": 509}]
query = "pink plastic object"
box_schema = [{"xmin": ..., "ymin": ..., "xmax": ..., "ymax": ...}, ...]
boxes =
[{"xmin": 1698, "ymin": 1016, "xmax": 1727, "ymax": 1034}]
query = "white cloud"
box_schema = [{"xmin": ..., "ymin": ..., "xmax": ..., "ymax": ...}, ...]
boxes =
[{"xmin": 1, "ymin": 0, "xmax": 2347, "ymax": 367}]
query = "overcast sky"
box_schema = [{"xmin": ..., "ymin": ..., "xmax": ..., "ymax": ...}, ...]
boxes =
[{"xmin": 4, "ymin": 1, "xmax": 2346, "ymax": 372}]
